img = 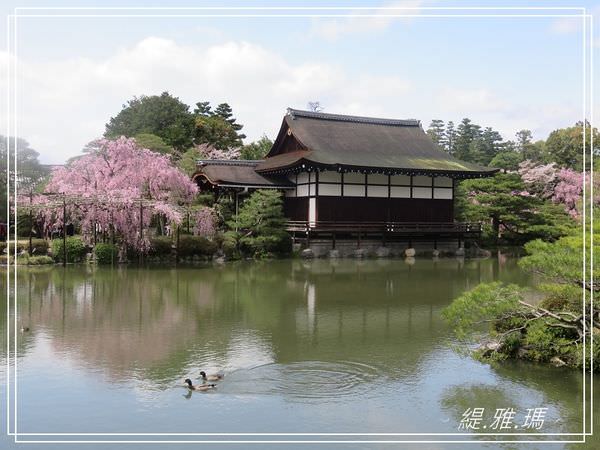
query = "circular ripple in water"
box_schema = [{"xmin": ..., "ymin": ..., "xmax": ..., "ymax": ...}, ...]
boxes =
[{"xmin": 237, "ymin": 360, "xmax": 383, "ymax": 401}]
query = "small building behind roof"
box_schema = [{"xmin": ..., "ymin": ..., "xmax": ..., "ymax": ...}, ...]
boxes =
[{"xmin": 192, "ymin": 108, "xmax": 498, "ymax": 245}]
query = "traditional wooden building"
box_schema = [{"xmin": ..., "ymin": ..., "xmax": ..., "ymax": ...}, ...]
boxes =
[{"xmin": 193, "ymin": 109, "xmax": 497, "ymax": 243}]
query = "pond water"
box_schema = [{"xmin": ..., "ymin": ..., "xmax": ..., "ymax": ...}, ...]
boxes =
[{"xmin": 0, "ymin": 257, "xmax": 598, "ymax": 449}]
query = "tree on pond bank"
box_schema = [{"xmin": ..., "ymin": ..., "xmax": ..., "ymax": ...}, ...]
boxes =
[
  {"xmin": 455, "ymin": 172, "xmax": 574, "ymax": 245},
  {"xmin": 33, "ymin": 137, "xmax": 197, "ymax": 252},
  {"xmin": 443, "ymin": 223, "xmax": 599, "ymax": 370},
  {"xmin": 227, "ymin": 189, "xmax": 290, "ymax": 258}
]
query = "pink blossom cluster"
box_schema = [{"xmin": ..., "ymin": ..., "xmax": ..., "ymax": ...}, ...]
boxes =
[
  {"xmin": 518, "ymin": 160, "xmax": 558, "ymax": 199},
  {"xmin": 553, "ymin": 169, "xmax": 584, "ymax": 217},
  {"xmin": 518, "ymin": 160, "xmax": 586, "ymax": 218},
  {"xmin": 36, "ymin": 137, "xmax": 198, "ymax": 251},
  {"xmin": 193, "ymin": 207, "xmax": 217, "ymax": 237},
  {"xmin": 195, "ymin": 143, "xmax": 240, "ymax": 160}
]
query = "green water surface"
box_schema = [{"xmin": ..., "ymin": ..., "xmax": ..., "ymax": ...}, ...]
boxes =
[{"xmin": 1, "ymin": 257, "xmax": 597, "ymax": 449}]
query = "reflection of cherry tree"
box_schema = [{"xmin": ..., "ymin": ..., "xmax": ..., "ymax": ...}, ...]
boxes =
[{"xmin": 35, "ymin": 137, "xmax": 197, "ymax": 251}]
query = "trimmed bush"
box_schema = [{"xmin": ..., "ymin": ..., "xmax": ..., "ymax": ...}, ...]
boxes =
[
  {"xmin": 27, "ymin": 255, "xmax": 54, "ymax": 265},
  {"xmin": 51, "ymin": 237, "xmax": 88, "ymax": 263},
  {"xmin": 177, "ymin": 235, "xmax": 218, "ymax": 258},
  {"xmin": 30, "ymin": 239, "xmax": 49, "ymax": 255},
  {"xmin": 4, "ymin": 241, "xmax": 25, "ymax": 254},
  {"xmin": 148, "ymin": 236, "xmax": 173, "ymax": 257},
  {"xmin": 221, "ymin": 231, "xmax": 240, "ymax": 260},
  {"xmin": 94, "ymin": 243, "xmax": 118, "ymax": 265}
]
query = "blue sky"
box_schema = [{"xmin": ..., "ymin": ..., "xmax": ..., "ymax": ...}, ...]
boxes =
[{"xmin": 2, "ymin": 1, "xmax": 598, "ymax": 164}]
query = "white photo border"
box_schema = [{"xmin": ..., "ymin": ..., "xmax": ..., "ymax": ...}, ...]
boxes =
[{"xmin": 4, "ymin": 5, "xmax": 594, "ymax": 445}]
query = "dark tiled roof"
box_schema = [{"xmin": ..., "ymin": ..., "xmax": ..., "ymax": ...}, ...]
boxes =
[
  {"xmin": 254, "ymin": 150, "xmax": 312, "ymax": 172},
  {"xmin": 193, "ymin": 160, "xmax": 294, "ymax": 188},
  {"xmin": 258, "ymin": 109, "xmax": 497, "ymax": 177}
]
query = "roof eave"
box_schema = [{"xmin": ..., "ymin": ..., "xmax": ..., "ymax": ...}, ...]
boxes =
[{"xmin": 258, "ymin": 160, "xmax": 499, "ymax": 179}]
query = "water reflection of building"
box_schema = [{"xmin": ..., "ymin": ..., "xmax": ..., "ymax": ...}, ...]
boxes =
[{"xmin": 14, "ymin": 258, "xmax": 531, "ymax": 385}]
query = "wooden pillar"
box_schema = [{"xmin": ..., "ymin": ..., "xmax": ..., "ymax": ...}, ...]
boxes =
[
  {"xmin": 28, "ymin": 191, "xmax": 33, "ymax": 255},
  {"xmin": 62, "ymin": 195, "xmax": 67, "ymax": 267},
  {"xmin": 175, "ymin": 225, "xmax": 180, "ymax": 265},
  {"xmin": 139, "ymin": 199, "xmax": 143, "ymax": 265}
]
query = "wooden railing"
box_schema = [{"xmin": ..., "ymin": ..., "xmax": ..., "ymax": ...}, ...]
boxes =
[{"xmin": 285, "ymin": 221, "xmax": 482, "ymax": 235}]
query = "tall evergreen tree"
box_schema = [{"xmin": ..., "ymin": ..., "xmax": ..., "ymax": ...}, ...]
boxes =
[
  {"xmin": 426, "ymin": 119, "xmax": 446, "ymax": 148},
  {"xmin": 445, "ymin": 121, "xmax": 457, "ymax": 155},
  {"xmin": 455, "ymin": 118, "xmax": 481, "ymax": 161},
  {"xmin": 214, "ymin": 103, "xmax": 246, "ymax": 140},
  {"xmin": 515, "ymin": 129, "xmax": 533, "ymax": 152},
  {"xmin": 194, "ymin": 101, "xmax": 212, "ymax": 116}
]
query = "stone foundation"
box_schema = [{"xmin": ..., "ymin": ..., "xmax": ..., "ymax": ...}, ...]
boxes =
[{"xmin": 299, "ymin": 239, "xmax": 464, "ymax": 258}]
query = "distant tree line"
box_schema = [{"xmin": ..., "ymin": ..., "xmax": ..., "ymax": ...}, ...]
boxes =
[{"xmin": 426, "ymin": 118, "xmax": 598, "ymax": 172}]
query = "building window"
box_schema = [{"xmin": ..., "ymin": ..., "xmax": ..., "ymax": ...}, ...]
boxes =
[
  {"xmin": 412, "ymin": 187, "xmax": 433, "ymax": 199},
  {"xmin": 319, "ymin": 171, "xmax": 342, "ymax": 183},
  {"xmin": 367, "ymin": 173, "xmax": 388, "ymax": 184},
  {"xmin": 344, "ymin": 172, "xmax": 365, "ymax": 184},
  {"xmin": 344, "ymin": 184, "xmax": 365, "ymax": 197},
  {"xmin": 434, "ymin": 176, "xmax": 452, "ymax": 187},
  {"xmin": 390, "ymin": 186, "xmax": 411, "ymax": 198},
  {"xmin": 390, "ymin": 174, "xmax": 411, "ymax": 185},
  {"xmin": 367, "ymin": 185, "xmax": 388, "ymax": 197},
  {"xmin": 412, "ymin": 175, "xmax": 432, "ymax": 186},
  {"xmin": 319, "ymin": 184, "xmax": 342, "ymax": 196},
  {"xmin": 297, "ymin": 184, "xmax": 309, "ymax": 197},
  {"xmin": 433, "ymin": 188, "xmax": 453, "ymax": 199}
]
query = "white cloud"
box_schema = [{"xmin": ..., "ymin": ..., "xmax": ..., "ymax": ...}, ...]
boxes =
[
  {"xmin": 437, "ymin": 88, "xmax": 510, "ymax": 115},
  {"xmin": 0, "ymin": 37, "xmax": 413, "ymax": 164},
  {"xmin": 310, "ymin": 0, "xmax": 423, "ymax": 41}
]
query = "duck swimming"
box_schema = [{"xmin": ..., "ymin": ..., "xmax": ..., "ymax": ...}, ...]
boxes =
[
  {"xmin": 199, "ymin": 371, "xmax": 224, "ymax": 382},
  {"xmin": 184, "ymin": 379, "xmax": 217, "ymax": 391}
]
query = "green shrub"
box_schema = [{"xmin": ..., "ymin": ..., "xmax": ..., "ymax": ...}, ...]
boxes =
[
  {"xmin": 30, "ymin": 239, "xmax": 49, "ymax": 255},
  {"xmin": 27, "ymin": 255, "xmax": 54, "ymax": 265},
  {"xmin": 229, "ymin": 190, "xmax": 290, "ymax": 257},
  {"xmin": 5, "ymin": 241, "xmax": 25, "ymax": 254},
  {"xmin": 221, "ymin": 231, "xmax": 240, "ymax": 259},
  {"xmin": 0, "ymin": 242, "xmax": 5, "ymax": 254},
  {"xmin": 148, "ymin": 236, "xmax": 173, "ymax": 257},
  {"xmin": 94, "ymin": 243, "xmax": 118, "ymax": 265},
  {"xmin": 178, "ymin": 235, "xmax": 218, "ymax": 257},
  {"xmin": 51, "ymin": 237, "xmax": 88, "ymax": 263}
]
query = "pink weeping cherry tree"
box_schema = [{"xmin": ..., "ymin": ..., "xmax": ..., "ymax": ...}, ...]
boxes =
[
  {"xmin": 518, "ymin": 160, "xmax": 587, "ymax": 218},
  {"xmin": 34, "ymin": 137, "xmax": 198, "ymax": 252}
]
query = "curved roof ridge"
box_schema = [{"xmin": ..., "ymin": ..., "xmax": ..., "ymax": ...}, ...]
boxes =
[{"xmin": 287, "ymin": 108, "xmax": 420, "ymax": 127}]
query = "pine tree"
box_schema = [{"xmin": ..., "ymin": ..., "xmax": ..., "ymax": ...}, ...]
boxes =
[
  {"xmin": 214, "ymin": 103, "xmax": 246, "ymax": 140},
  {"xmin": 194, "ymin": 101, "xmax": 212, "ymax": 116},
  {"xmin": 455, "ymin": 118, "xmax": 479, "ymax": 161},
  {"xmin": 230, "ymin": 190, "xmax": 290, "ymax": 256},
  {"xmin": 426, "ymin": 119, "xmax": 446, "ymax": 149},
  {"xmin": 445, "ymin": 121, "xmax": 457, "ymax": 155},
  {"xmin": 515, "ymin": 129, "xmax": 533, "ymax": 152}
]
